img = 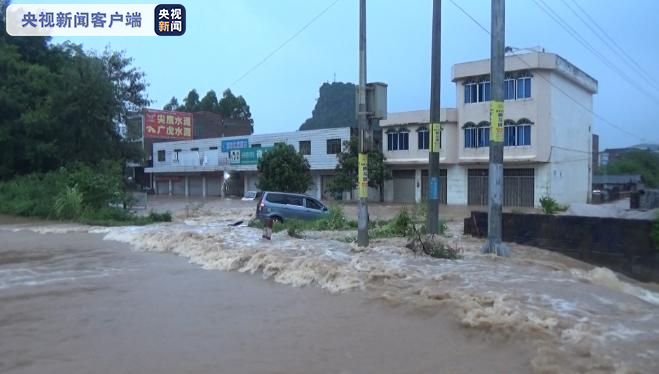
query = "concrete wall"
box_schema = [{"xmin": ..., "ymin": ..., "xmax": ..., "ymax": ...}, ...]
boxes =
[{"xmin": 548, "ymin": 71, "xmax": 593, "ymax": 206}]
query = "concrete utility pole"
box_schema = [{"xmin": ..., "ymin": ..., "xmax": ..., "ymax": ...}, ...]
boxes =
[
  {"xmin": 427, "ymin": 0, "xmax": 441, "ymax": 234},
  {"xmin": 482, "ymin": 0, "xmax": 509, "ymax": 256},
  {"xmin": 357, "ymin": 0, "xmax": 369, "ymax": 247}
]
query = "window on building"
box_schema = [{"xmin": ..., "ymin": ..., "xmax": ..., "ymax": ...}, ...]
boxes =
[
  {"xmin": 504, "ymin": 75, "xmax": 516, "ymax": 100},
  {"xmin": 157, "ymin": 150, "xmax": 165, "ymax": 162},
  {"xmin": 417, "ymin": 127, "xmax": 429, "ymax": 150},
  {"xmin": 173, "ymin": 149, "xmax": 181, "ymax": 162},
  {"xmin": 516, "ymin": 74, "xmax": 532, "ymax": 99},
  {"xmin": 299, "ymin": 140, "xmax": 311, "ymax": 155},
  {"xmin": 477, "ymin": 121, "xmax": 490, "ymax": 148},
  {"xmin": 504, "ymin": 120, "xmax": 516, "ymax": 146},
  {"xmin": 251, "ymin": 144, "xmax": 261, "ymax": 148},
  {"xmin": 463, "ymin": 122, "xmax": 477, "ymax": 148},
  {"xmin": 398, "ymin": 129, "xmax": 410, "ymax": 150},
  {"xmin": 386, "ymin": 129, "xmax": 398, "ymax": 151},
  {"xmin": 209, "ymin": 146, "xmax": 218, "ymax": 150},
  {"xmin": 516, "ymin": 118, "xmax": 533, "ymax": 145},
  {"xmin": 326, "ymin": 139, "xmax": 342, "ymax": 154},
  {"xmin": 478, "ymin": 80, "xmax": 491, "ymax": 102},
  {"xmin": 191, "ymin": 147, "xmax": 199, "ymax": 151},
  {"xmin": 464, "ymin": 82, "xmax": 478, "ymax": 103}
]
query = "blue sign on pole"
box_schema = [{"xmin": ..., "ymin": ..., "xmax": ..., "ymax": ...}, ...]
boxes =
[{"xmin": 429, "ymin": 176, "xmax": 439, "ymax": 200}]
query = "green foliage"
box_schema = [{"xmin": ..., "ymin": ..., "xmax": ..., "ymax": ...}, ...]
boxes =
[
  {"xmin": 0, "ymin": 164, "xmax": 165, "ymax": 226},
  {"xmin": 0, "ymin": 17, "xmax": 150, "ymax": 179},
  {"xmin": 148, "ymin": 211, "xmax": 172, "ymax": 222},
  {"xmin": 604, "ymin": 150, "xmax": 659, "ymax": 188},
  {"xmin": 256, "ymin": 143, "xmax": 313, "ymax": 193},
  {"xmin": 540, "ymin": 196, "xmax": 561, "ymax": 215},
  {"xmin": 285, "ymin": 219, "xmax": 306, "ymax": 239},
  {"xmin": 54, "ymin": 185, "xmax": 83, "ymax": 219},
  {"xmin": 164, "ymin": 88, "xmax": 253, "ymax": 126},
  {"xmin": 299, "ymin": 82, "xmax": 357, "ymax": 131},
  {"xmin": 329, "ymin": 137, "xmax": 392, "ymax": 201},
  {"xmin": 651, "ymin": 214, "xmax": 659, "ymax": 251},
  {"xmin": 405, "ymin": 223, "xmax": 461, "ymax": 259}
]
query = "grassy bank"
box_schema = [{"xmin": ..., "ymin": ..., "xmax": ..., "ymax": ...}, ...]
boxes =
[{"xmin": 0, "ymin": 165, "xmax": 171, "ymax": 226}]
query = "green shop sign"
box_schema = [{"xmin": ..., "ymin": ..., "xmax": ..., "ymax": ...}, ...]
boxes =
[{"xmin": 228, "ymin": 147, "xmax": 273, "ymax": 165}]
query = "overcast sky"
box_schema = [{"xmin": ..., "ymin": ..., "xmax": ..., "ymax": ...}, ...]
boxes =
[{"xmin": 24, "ymin": 0, "xmax": 659, "ymax": 150}]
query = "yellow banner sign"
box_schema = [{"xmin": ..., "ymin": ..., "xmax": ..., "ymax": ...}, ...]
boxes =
[
  {"xmin": 430, "ymin": 123, "xmax": 442, "ymax": 152},
  {"xmin": 490, "ymin": 101, "xmax": 504, "ymax": 142},
  {"xmin": 358, "ymin": 153, "xmax": 368, "ymax": 198}
]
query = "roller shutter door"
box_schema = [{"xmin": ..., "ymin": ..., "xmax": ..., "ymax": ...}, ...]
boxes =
[
  {"xmin": 156, "ymin": 180, "xmax": 169, "ymax": 195},
  {"xmin": 392, "ymin": 170, "xmax": 416, "ymax": 203},
  {"xmin": 188, "ymin": 177, "xmax": 203, "ymax": 196},
  {"xmin": 206, "ymin": 175, "xmax": 221, "ymax": 196},
  {"xmin": 503, "ymin": 169, "xmax": 534, "ymax": 207},
  {"xmin": 468, "ymin": 169, "xmax": 488, "ymax": 206},
  {"xmin": 172, "ymin": 179, "xmax": 185, "ymax": 196}
]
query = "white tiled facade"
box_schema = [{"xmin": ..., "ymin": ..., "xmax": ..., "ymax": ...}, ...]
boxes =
[
  {"xmin": 145, "ymin": 128, "xmax": 352, "ymax": 199},
  {"xmin": 382, "ymin": 52, "xmax": 597, "ymax": 207}
]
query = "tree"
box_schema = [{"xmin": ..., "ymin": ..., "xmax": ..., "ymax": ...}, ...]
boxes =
[
  {"xmin": 330, "ymin": 137, "xmax": 391, "ymax": 202},
  {"xmin": 199, "ymin": 90, "xmax": 219, "ymax": 112},
  {"xmin": 300, "ymin": 82, "xmax": 357, "ymax": 130},
  {"xmin": 218, "ymin": 89, "xmax": 253, "ymax": 124},
  {"xmin": 604, "ymin": 149, "xmax": 659, "ymax": 188},
  {"xmin": 182, "ymin": 89, "xmax": 200, "ymax": 112},
  {"xmin": 256, "ymin": 144, "xmax": 312, "ymax": 193},
  {"xmin": 163, "ymin": 96, "xmax": 180, "ymax": 111}
]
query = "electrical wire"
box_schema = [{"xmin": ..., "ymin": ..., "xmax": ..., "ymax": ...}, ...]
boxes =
[
  {"xmin": 531, "ymin": 0, "xmax": 659, "ymax": 105},
  {"xmin": 566, "ymin": 0, "xmax": 659, "ymax": 90},
  {"xmin": 446, "ymin": 0, "xmax": 653, "ymax": 144},
  {"xmin": 226, "ymin": 0, "xmax": 341, "ymax": 89}
]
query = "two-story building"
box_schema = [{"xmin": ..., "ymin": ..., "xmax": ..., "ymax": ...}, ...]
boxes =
[
  {"xmin": 382, "ymin": 52, "xmax": 598, "ymax": 207},
  {"xmin": 144, "ymin": 127, "xmax": 352, "ymax": 199}
]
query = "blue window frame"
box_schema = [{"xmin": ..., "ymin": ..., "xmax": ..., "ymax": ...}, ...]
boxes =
[
  {"xmin": 398, "ymin": 130, "xmax": 409, "ymax": 150},
  {"xmin": 516, "ymin": 119, "xmax": 532, "ymax": 145},
  {"xmin": 464, "ymin": 83, "xmax": 478, "ymax": 103},
  {"xmin": 478, "ymin": 81, "xmax": 491, "ymax": 102},
  {"xmin": 504, "ymin": 78, "xmax": 515, "ymax": 100},
  {"xmin": 504, "ymin": 120, "xmax": 516, "ymax": 146},
  {"xmin": 464, "ymin": 127, "xmax": 477, "ymax": 148},
  {"xmin": 477, "ymin": 122, "xmax": 490, "ymax": 148},
  {"xmin": 387, "ymin": 131, "xmax": 398, "ymax": 151},
  {"xmin": 517, "ymin": 76, "xmax": 531, "ymax": 99},
  {"xmin": 417, "ymin": 127, "xmax": 429, "ymax": 150}
]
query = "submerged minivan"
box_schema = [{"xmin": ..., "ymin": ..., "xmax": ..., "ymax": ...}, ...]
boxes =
[{"xmin": 256, "ymin": 191, "xmax": 329, "ymax": 222}]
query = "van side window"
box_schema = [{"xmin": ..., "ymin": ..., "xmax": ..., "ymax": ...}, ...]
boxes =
[
  {"xmin": 266, "ymin": 193, "xmax": 285, "ymax": 204},
  {"xmin": 286, "ymin": 196, "xmax": 304, "ymax": 206},
  {"xmin": 306, "ymin": 198, "xmax": 322, "ymax": 210}
]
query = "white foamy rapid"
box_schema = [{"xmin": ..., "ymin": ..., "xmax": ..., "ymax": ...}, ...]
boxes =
[{"xmin": 5, "ymin": 216, "xmax": 658, "ymax": 373}]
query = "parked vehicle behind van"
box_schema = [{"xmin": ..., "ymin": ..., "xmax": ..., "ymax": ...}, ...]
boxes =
[{"xmin": 256, "ymin": 191, "xmax": 329, "ymax": 222}]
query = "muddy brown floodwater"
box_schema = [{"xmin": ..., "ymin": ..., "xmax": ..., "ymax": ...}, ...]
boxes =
[{"xmin": 1, "ymin": 229, "xmax": 534, "ymax": 374}]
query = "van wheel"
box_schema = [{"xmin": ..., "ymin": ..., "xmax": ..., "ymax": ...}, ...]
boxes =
[{"xmin": 271, "ymin": 216, "xmax": 283, "ymax": 224}]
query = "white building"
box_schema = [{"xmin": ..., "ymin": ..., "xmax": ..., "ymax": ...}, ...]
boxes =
[
  {"xmin": 145, "ymin": 127, "xmax": 351, "ymax": 199},
  {"xmin": 382, "ymin": 52, "xmax": 598, "ymax": 207}
]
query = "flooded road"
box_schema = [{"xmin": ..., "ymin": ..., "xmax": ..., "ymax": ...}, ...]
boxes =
[{"xmin": 1, "ymin": 229, "xmax": 534, "ymax": 374}]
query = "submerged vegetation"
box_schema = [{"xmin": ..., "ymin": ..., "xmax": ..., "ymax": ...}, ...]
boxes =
[
  {"xmin": 248, "ymin": 204, "xmax": 458, "ymax": 259},
  {"xmin": 0, "ymin": 164, "xmax": 171, "ymax": 226}
]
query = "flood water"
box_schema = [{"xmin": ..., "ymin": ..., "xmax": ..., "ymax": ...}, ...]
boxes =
[{"xmin": 1, "ymin": 211, "xmax": 659, "ymax": 373}]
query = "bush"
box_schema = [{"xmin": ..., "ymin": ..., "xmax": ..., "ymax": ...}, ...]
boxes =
[
  {"xmin": 651, "ymin": 214, "xmax": 659, "ymax": 250},
  {"xmin": 148, "ymin": 211, "xmax": 172, "ymax": 222},
  {"xmin": 54, "ymin": 185, "xmax": 83, "ymax": 219},
  {"xmin": 405, "ymin": 223, "xmax": 461, "ymax": 259},
  {"xmin": 540, "ymin": 196, "xmax": 561, "ymax": 215},
  {"xmin": 285, "ymin": 219, "xmax": 306, "ymax": 238}
]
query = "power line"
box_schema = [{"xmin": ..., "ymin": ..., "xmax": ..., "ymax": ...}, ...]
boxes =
[
  {"xmin": 446, "ymin": 0, "xmax": 651, "ymax": 144},
  {"xmin": 226, "ymin": 0, "xmax": 341, "ymax": 89},
  {"xmin": 566, "ymin": 0, "xmax": 659, "ymax": 90},
  {"xmin": 531, "ymin": 0, "xmax": 659, "ymax": 105}
]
